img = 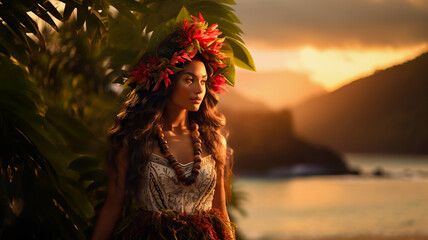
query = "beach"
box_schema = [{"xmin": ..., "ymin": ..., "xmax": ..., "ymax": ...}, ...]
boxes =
[
  {"xmin": 265, "ymin": 236, "xmax": 428, "ymax": 240},
  {"xmin": 234, "ymin": 155, "xmax": 428, "ymax": 240}
]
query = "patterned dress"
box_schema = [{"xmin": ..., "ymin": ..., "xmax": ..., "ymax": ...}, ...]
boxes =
[
  {"xmin": 116, "ymin": 153, "xmax": 235, "ymax": 239},
  {"xmin": 137, "ymin": 153, "xmax": 217, "ymax": 213}
]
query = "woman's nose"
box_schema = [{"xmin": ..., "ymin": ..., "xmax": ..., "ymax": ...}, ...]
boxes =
[{"xmin": 194, "ymin": 80, "xmax": 204, "ymax": 93}]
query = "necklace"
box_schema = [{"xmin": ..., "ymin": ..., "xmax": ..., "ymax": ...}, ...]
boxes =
[{"xmin": 157, "ymin": 121, "xmax": 202, "ymax": 185}]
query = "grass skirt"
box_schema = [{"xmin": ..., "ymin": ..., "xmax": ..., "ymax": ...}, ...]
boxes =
[{"xmin": 114, "ymin": 208, "xmax": 236, "ymax": 240}]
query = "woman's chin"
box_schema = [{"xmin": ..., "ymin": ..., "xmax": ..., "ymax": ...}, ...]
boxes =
[{"xmin": 188, "ymin": 105, "xmax": 201, "ymax": 112}]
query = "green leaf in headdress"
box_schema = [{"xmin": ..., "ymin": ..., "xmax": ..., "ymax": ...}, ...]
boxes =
[
  {"xmin": 224, "ymin": 64, "xmax": 235, "ymax": 86},
  {"xmin": 226, "ymin": 37, "xmax": 256, "ymax": 71},
  {"xmin": 192, "ymin": 39, "xmax": 202, "ymax": 53},
  {"xmin": 174, "ymin": 6, "xmax": 192, "ymax": 24},
  {"xmin": 146, "ymin": 7, "xmax": 192, "ymax": 55},
  {"xmin": 170, "ymin": 66, "xmax": 184, "ymax": 72}
]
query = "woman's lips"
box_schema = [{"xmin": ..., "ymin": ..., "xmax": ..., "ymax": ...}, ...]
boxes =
[{"xmin": 190, "ymin": 97, "xmax": 202, "ymax": 104}]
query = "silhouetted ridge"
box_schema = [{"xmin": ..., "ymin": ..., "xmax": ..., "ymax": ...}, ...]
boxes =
[{"xmin": 293, "ymin": 51, "xmax": 428, "ymax": 154}]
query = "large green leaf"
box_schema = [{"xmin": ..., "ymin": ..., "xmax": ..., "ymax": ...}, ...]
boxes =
[
  {"xmin": 0, "ymin": 6, "xmax": 32, "ymax": 51},
  {"xmin": 0, "ymin": 57, "xmax": 40, "ymax": 99},
  {"xmin": 63, "ymin": 4, "xmax": 76, "ymax": 20},
  {"xmin": 0, "ymin": 25, "xmax": 29, "ymax": 64},
  {"xmin": 187, "ymin": 1, "xmax": 241, "ymax": 24},
  {"xmin": 79, "ymin": 169, "xmax": 106, "ymax": 181},
  {"xmin": 146, "ymin": 7, "xmax": 192, "ymax": 55},
  {"xmin": 40, "ymin": 1, "xmax": 64, "ymax": 20},
  {"xmin": 0, "ymin": 56, "xmax": 91, "ymax": 239},
  {"xmin": 110, "ymin": 0, "xmax": 149, "ymax": 13},
  {"xmin": 32, "ymin": 4, "xmax": 60, "ymax": 32},
  {"xmin": 45, "ymin": 107, "xmax": 105, "ymax": 155},
  {"xmin": 224, "ymin": 64, "xmax": 235, "ymax": 86},
  {"xmin": 7, "ymin": 4, "xmax": 44, "ymax": 44},
  {"xmin": 68, "ymin": 156, "xmax": 101, "ymax": 172},
  {"xmin": 58, "ymin": 176, "xmax": 95, "ymax": 219},
  {"xmin": 226, "ymin": 37, "xmax": 256, "ymax": 71},
  {"xmin": 86, "ymin": 179, "xmax": 107, "ymax": 192}
]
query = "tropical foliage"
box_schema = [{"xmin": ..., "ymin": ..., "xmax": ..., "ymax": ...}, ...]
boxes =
[{"xmin": 0, "ymin": 0, "xmax": 254, "ymax": 239}]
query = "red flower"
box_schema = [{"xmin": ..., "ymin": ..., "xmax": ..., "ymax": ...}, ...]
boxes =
[
  {"xmin": 211, "ymin": 75, "xmax": 226, "ymax": 93},
  {"xmin": 207, "ymin": 59, "xmax": 226, "ymax": 70},
  {"xmin": 171, "ymin": 51, "xmax": 192, "ymax": 65},
  {"xmin": 180, "ymin": 14, "xmax": 221, "ymax": 49},
  {"xmin": 192, "ymin": 13, "xmax": 204, "ymax": 23},
  {"xmin": 198, "ymin": 24, "xmax": 221, "ymax": 48},
  {"xmin": 152, "ymin": 68, "xmax": 173, "ymax": 91},
  {"xmin": 128, "ymin": 13, "xmax": 231, "ymax": 94},
  {"xmin": 129, "ymin": 61, "xmax": 152, "ymax": 86}
]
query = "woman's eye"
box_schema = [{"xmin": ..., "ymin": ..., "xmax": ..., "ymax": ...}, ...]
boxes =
[
  {"xmin": 185, "ymin": 78, "xmax": 193, "ymax": 83},
  {"xmin": 201, "ymin": 79, "xmax": 207, "ymax": 85}
]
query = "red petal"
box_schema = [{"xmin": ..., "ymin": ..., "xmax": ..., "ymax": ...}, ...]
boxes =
[
  {"xmin": 181, "ymin": 52, "xmax": 192, "ymax": 61},
  {"xmin": 164, "ymin": 77, "xmax": 171, "ymax": 88},
  {"xmin": 152, "ymin": 78, "xmax": 162, "ymax": 92},
  {"xmin": 183, "ymin": 19, "xmax": 188, "ymax": 30},
  {"xmin": 166, "ymin": 68, "xmax": 174, "ymax": 74},
  {"xmin": 207, "ymin": 24, "xmax": 218, "ymax": 33},
  {"xmin": 170, "ymin": 52, "xmax": 179, "ymax": 65},
  {"xmin": 191, "ymin": 15, "xmax": 198, "ymax": 22}
]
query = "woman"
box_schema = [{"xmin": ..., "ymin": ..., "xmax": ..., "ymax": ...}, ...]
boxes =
[{"xmin": 92, "ymin": 13, "xmax": 235, "ymax": 240}]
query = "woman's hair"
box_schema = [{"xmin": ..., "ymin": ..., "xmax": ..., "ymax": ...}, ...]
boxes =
[{"xmin": 109, "ymin": 54, "xmax": 233, "ymax": 201}]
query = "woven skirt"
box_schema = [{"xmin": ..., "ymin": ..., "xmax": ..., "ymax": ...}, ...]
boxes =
[{"xmin": 114, "ymin": 208, "xmax": 236, "ymax": 240}]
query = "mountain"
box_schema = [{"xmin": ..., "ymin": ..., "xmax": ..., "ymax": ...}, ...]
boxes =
[
  {"xmin": 218, "ymin": 90, "xmax": 350, "ymax": 176},
  {"xmin": 292, "ymin": 52, "xmax": 428, "ymax": 154}
]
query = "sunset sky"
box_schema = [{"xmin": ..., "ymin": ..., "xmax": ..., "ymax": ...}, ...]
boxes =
[{"xmin": 230, "ymin": 0, "xmax": 428, "ymax": 109}]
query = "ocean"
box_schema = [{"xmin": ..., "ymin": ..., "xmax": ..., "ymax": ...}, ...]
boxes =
[{"xmin": 232, "ymin": 154, "xmax": 428, "ymax": 240}]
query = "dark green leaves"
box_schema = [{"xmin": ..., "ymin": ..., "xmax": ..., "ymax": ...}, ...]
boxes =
[
  {"xmin": 0, "ymin": 56, "xmax": 91, "ymax": 239},
  {"xmin": 1, "ymin": 1, "xmax": 254, "ymax": 239}
]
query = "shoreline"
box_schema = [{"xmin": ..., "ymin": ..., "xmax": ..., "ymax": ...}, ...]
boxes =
[{"xmin": 256, "ymin": 236, "xmax": 428, "ymax": 240}]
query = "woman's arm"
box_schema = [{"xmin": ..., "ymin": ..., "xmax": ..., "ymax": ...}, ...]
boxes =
[
  {"xmin": 212, "ymin": 135, "xmax": 230, "ymax": 222},
  {"xmin": 91, "ymin": 145, "xmax": 129, "ymax": 240},
  {"xmin": 212, "ymin": 135, "xmax": 236, "ymax": 239}
]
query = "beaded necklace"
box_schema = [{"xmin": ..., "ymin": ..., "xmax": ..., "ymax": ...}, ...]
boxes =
[{"xmin": 157, "ymin": 121, "xmax": 202, "ymax": 185}]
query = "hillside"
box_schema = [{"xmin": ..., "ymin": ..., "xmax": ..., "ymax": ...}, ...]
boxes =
[
  {"xmin": 292, "ymin": 52, "xmax": 428, "ymax": 154},
  {"xmin": 219, "ymin": 90, "xmax": 350, "ymax": 176}
]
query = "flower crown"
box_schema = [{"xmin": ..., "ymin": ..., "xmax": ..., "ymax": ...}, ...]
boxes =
[{"xmin": 127, "ymin": 13, "xmax": 231, "ymax": 93}]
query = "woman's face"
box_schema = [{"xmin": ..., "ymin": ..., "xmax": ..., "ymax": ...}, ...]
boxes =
[{"xmin": 169, "ymin": 60, "xmax": 207, "ymax": 112}]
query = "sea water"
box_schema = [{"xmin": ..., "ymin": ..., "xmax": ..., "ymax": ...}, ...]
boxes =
[{"xmin": 232, "ymin": 154, "xmax": 428, "ymax": 239}]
